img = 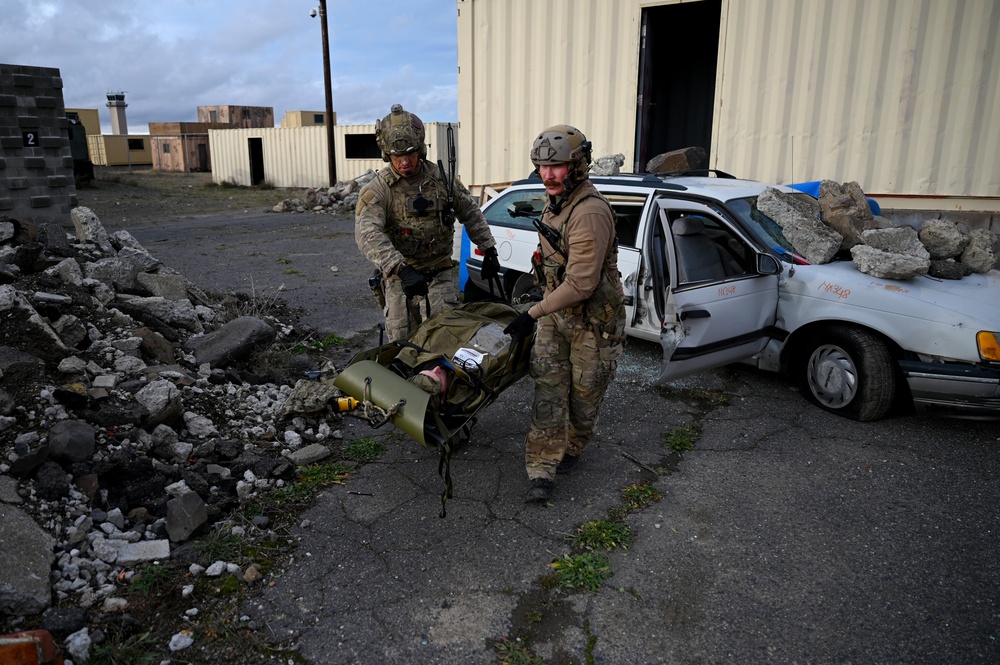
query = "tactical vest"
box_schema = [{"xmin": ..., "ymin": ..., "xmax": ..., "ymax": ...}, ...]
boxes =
[
  {"xmin": 532, "ymin": 187, "xmax": 625, "ymax": 331},
  {"xmin": 381, "ymin": 165, "xmax": 455, "ymax": 269}
]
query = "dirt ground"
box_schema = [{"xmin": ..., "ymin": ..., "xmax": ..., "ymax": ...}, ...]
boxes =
[{"xmin": 76, "ymin": 168, "xmax": 290, "ymax": 224}]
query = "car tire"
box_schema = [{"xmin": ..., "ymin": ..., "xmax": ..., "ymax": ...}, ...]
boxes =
[
  {"xmin": 509, "ymin": 272, "xmax": 535, "ymax": 302},
  {"xmin": 798, "ymin": 326, "xmax": 896, "ymax": 422}
]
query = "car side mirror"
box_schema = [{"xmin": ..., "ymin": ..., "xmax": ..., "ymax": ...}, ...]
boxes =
[{"xmin": 757, "ymin": 253, "xmax": 783, "ymax": 275}]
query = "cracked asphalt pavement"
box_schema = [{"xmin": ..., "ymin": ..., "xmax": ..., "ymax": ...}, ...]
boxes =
[{"xmin": 115, "ymin": 207, "xmax": 1000, "ymax": 664}]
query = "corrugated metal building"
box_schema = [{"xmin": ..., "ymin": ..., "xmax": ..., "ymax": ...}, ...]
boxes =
[
  {"xmin": 64, "ymin": 108, "xmax": 100, "ymax": 135},
  {"xmin": 457, "ymin": 0, "xmax": 999, "ymax": 212},
  {"xmin": 280, "ymin": 110, "xmax": 336, "ymax": 128},
  {"xmin": 209, "ymin": 122, "xmax": 460, "ymax": 188},
  {"xmin": 85, "ymin": 134, "xmax": 153, "ymax": 167}
]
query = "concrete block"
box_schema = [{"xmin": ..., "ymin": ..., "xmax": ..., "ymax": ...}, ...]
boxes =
[{"xmin": 116, "ymin": 539, "xmax": 171, "ymax": 564}]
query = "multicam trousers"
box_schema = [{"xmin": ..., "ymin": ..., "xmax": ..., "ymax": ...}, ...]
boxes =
[
  {"xmin": 524, "ymin": 309, "xmax": 625, "ymax": 480},
  {"xmin": 382, "ymin": 268, "xmax": 459, "ymax": 342}
]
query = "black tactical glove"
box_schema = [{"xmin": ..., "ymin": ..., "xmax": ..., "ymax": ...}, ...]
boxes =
[
  {"xmin": 480, "ymin": 246, "xmax": 501, "ymax": 280},
  {"xmin": 503, "ymin": 310, "xmax": 536, "ymax": 342},
  {"xmin": 398, "ymin": 264, "xmax": 428, "ymax": 298}
]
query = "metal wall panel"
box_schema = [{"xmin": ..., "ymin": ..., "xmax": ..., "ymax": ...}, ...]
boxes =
[
  {"xmin": 209, "ymin": 127, "xmax": 327, "ymax": 188},
  {"xmin": 457, "ymin": 0, "xmax": 641, "ymax": 190},
  {"xmin": 713, "ymin": 0, "xmax": 999, "ymax": 203},
  {"xmin": 209, "ymin": 123, "xmax": 461, "ymax": 188},
  {"xmin": 85, "ymin": 135, "xmax": 153, "ymax": 167},
  {"xmin": 458, "ymin": 0, "xmax": 998, "ymax": 210}
]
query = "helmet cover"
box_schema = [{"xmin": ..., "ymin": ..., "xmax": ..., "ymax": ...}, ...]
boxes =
[
  {"xmin": 376, "ymin": 104, "xmax": 426, "ymax": 162},
  {"xmin": 530, "ymin": 124, "xmax": 593, "ymax": 189}
]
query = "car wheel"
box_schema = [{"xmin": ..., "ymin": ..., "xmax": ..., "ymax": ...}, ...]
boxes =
[
  {"xmin": 509, "ymin": 272, "xmax": 535, "ymax": 302},
  {"xmin": 799, "ymin": 326, "xmax": 896, "ymax": 421}
]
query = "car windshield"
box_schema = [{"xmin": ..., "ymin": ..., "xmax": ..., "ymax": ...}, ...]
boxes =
[{"xmin": 727, "ymin": 194, "xmax": 817, "ymax": 264}]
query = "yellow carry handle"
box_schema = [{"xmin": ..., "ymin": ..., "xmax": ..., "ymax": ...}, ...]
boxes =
[{"xmin": 335, "ymin": 396, "xmax": 360, "ymax": 412}]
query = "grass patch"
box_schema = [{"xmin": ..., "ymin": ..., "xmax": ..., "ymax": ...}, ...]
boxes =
[
  {"xmin": 685, "ymin": 387, "xmax": 729, "ymax": 406},
  {"xmin": 248, "ymin": 462, "xmax": 351, "ymax": 515},
  {"xmin": 494, "ymin": 637, "xmax": 544, "ymax": 665},
  {"xmin": 620, "ymin": 482, "xmax": 664, "ymax": 511},
  {"xmin": 129, "ymin": 564, "xmax": 173, "ymax": 597},
  {"xmin": 195, "ymin": 529, "xmax": 244, "ymax": 563},
  {"xmin": 282, "ymin": 269, "xmax": 302, "ymax": 275},
  {"xmin": 277, "ymin": 258, "xmax": 292, "ymax": 264},
  {"xmin": 346, "ymin": 437, "xmax": 386, "ymax": 463},
  {"xmin": 96, "ymin": 171, "xmax": 140, "ymax": 187},
  {"xmin": 90, "ymin": 631, "xmax": 158, "ymax": 665},
  {"xmin": 663, "ymin": 421, "xmax": 701, "ymax": 452},
  {"xmin": 546, "ymin": 552, "xmax": 612, "ymax": 591},
  {"xmin": 573, "ymin": 519, "xmax": 634, "ymax": 551},
  {"xmin": 290, "ymin": 333, "xmax": 347, "ymax": 354}
]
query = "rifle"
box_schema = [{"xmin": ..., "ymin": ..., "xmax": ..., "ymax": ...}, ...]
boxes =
[
  {"xmin": 532, "ymin": 218, "xmax": 567, "ymax": 261},
  {"xmin": 437, "ymin": 123, "xmax": 456, "ymax": 227}
]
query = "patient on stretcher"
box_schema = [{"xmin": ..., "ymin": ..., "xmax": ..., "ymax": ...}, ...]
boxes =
[{"xmin": 404, "ymin": 322, "xmax": 512, "ymax": 406}]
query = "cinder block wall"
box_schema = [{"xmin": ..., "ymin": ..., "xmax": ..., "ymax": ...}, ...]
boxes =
[{"xmin": 0, "ymin": 63, "xmax": 77, "ymax": 225}]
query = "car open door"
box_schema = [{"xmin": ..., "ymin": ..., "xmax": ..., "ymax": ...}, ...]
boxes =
[
  {"xmin": 606, "ymin": 192, "xmax": 651, "ymax": 332},
  {"xmin": 650, "ymin": 198, "xmax": 780, "ymax": 383}
]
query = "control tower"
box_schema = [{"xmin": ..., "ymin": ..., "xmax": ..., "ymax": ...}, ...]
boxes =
[{"xmin": 106, "ymin": 91, "xmax": 128, "ymax": 135}]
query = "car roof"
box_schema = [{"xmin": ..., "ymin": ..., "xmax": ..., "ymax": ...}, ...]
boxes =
[{"xmin": 508, "ymin": 171, "xmax": 802, "ymax": 201}]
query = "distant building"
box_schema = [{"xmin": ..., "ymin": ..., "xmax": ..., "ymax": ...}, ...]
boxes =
[
  {"xmin": 197, "ymin": 105, "xmax": 273, "ymax": 129},
  {"xmin": 149, "ymin": 122, "xmax": 231, "ymax": 172},
  {"xmin": 64, "ymin": 108, "xmax": 100, "ymax": 136},
  {"xmin": 68, "ymin": 93, "xmax": 152, "ymax": 168},
  {"xmin": 106, "ymin": 91, "xmax": 128, "ymax": 135},
  {"xmin": 280, "ymin": 110, "xmax": 336, "ymax": 128},
  {"xmin": 209, "ymin": 121, "xmax": 456, "ymax": 188}
]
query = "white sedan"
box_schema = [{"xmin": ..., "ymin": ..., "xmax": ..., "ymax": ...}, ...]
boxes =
[{"xmin": 461, "ymin": 172, "xmax": 1000, "ymax": 421}]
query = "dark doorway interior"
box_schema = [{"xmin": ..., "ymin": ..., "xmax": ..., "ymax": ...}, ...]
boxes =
[
  {"xmin": 248, "ymin": 138, "xmax": 265, "ymax": 185},
  {"xmin": 197, "ymin": 143, "xmax": 208, "ymax": 172},
  {"xmin": 634, "ymin": 0, "xmax": 721, "ymax": 172}
]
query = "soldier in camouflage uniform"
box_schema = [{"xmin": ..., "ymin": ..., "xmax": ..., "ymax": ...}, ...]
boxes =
[
  {"xmin": 355, "ymin": 104, "xmax": 500, "ymax": 342},
  {"xmin": 503, "ymin": 125, "xmax": 626, "ymax": 503}
]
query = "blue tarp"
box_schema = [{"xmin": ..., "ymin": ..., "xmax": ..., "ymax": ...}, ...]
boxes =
[{"xmin": 787, "ymin": 180, "xmax": 881, "ymax": 216}]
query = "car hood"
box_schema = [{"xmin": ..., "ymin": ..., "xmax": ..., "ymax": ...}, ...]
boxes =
[{"xmin": 787, "ymin": 262, "xmax": 1000, "ymax": 329}]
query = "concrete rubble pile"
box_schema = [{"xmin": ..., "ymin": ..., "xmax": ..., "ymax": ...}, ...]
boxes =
[
  {"xmin": 0, "ymin": 207, "xmax": 355, "ymax": 652},
  {"xmin": 271, "ymin": 170, "xmax": 377, "ymax": 214},
  {"xmin": 758, "ymin": 180, "xmax": 1000, "ymax": 280}
]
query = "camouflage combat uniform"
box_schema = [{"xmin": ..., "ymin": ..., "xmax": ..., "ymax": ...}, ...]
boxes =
[
  {"xmin": 523, "ymin": 179, "xmax": 626, "ymax": 481},
  {"xmin": 355, "ymin": 160, "xmax": 496, "ymax": 341}
]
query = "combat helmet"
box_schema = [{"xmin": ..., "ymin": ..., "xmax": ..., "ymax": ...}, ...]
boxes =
[
  {"xmin": 376, "ymin": 104, "xmax": 426, "ymax": 162},
  {"xmin": 530, "ymin": 124, "xmax": 592, "ymax": 191}
]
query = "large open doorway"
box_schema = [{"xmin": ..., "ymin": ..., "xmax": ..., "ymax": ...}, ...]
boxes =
[
  {"xmin": 248, "ymin": 137, "xmax": 265, "ymax": 185},
  {"xmin": 634, "ymin": 0, "xmax": 721, "ymax": 172}
]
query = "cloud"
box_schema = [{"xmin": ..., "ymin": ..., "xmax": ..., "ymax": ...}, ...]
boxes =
[{"xmin": 0, "ymin": 0, "xmax": 459, "ymax": 133}]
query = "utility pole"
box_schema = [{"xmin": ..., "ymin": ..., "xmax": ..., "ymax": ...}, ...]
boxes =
[{"xmin": 318, "ymin": 0, "xmax": 337, "ymax": 187}]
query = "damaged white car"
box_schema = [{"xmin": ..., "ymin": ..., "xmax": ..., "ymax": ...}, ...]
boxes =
[{"xmin": 462, "ymin": 172, "xmax": 1000, "ymax": 421}]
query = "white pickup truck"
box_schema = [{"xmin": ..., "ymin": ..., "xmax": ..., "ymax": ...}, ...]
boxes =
[{"xmin": 461, "ymin": 172, "xmax": 1000, "ymax": 421}]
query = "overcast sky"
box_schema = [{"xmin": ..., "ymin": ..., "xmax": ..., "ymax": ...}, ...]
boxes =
[{"xmin": 3, "ymin": 0, "xmax": 460, "ymax": 134}]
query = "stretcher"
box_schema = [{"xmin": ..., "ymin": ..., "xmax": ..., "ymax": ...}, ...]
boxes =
[{"xmin": 334, "ymin": 301, "xmax": 532, "ymax": 516}]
